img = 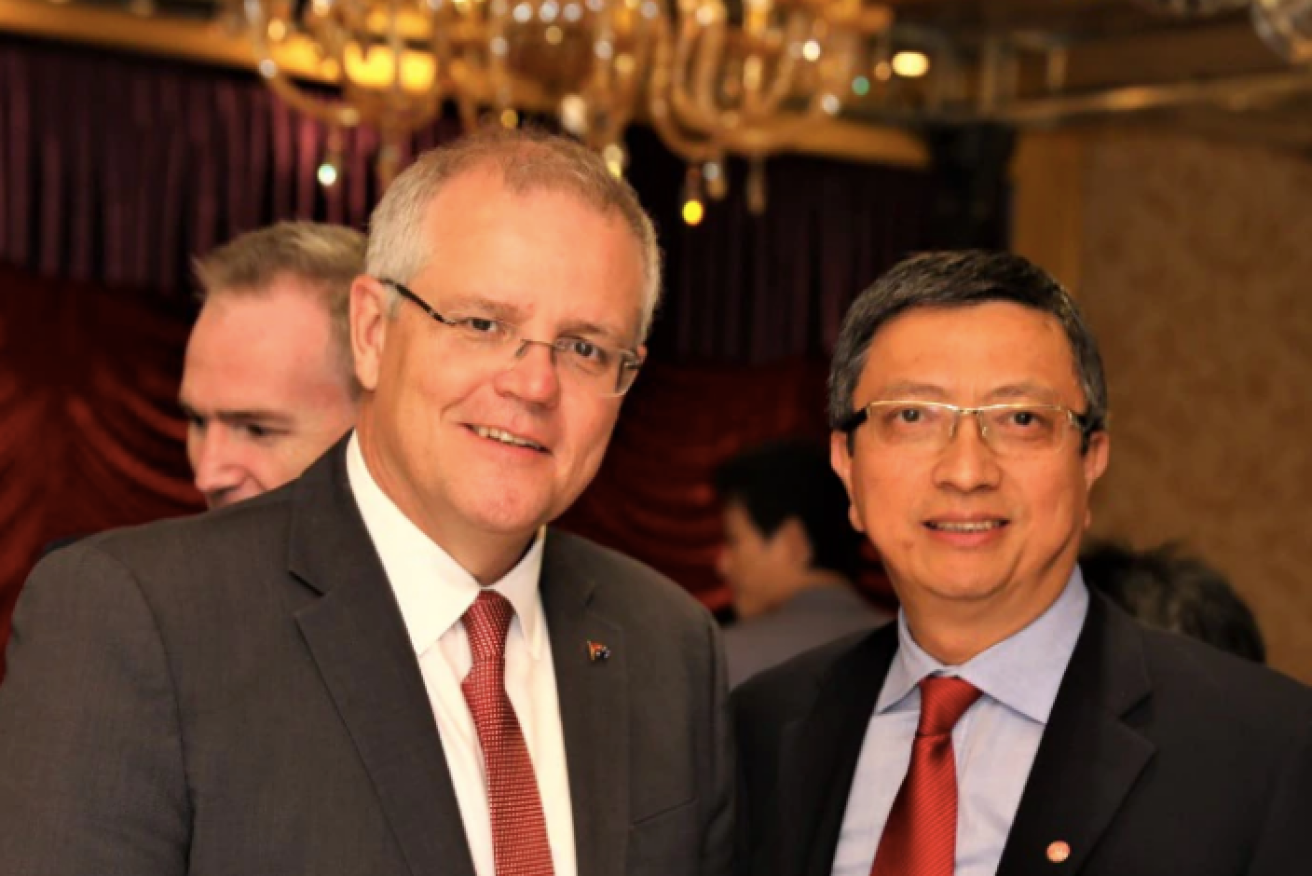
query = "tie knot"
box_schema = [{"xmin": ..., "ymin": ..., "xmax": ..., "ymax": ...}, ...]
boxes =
[
  {"xmin": 463, "ymin": 589, "xmax": 515, "ymax": 664},
  {"xmin": 916, "ymin": 676, "xmax": 981, "ymax": 737}
]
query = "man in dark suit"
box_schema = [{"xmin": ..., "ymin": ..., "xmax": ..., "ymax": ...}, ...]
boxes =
[
  {"xmin": 0, "ymin": 128, "xmax": 732, "ymax": 876},
  {"xmin": 734, "ymin": 251, "xmax": 1312, "ymax": 876}
]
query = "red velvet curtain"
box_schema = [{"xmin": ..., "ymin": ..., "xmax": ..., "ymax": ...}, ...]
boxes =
[{"xmin": 0, "ymin": 266, "xmax": 203, "ymax": 676}]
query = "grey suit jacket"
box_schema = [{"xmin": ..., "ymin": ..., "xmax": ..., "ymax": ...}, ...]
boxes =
[
  {"xmin": 0, "ymin": 440, "xmax": 733, "ymax": 876},
  {"xmin": 723, "ymin": 586, "xmax": 892, "ymax": 688}
]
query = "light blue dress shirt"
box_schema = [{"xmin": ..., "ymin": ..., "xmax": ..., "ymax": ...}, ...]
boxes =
[{"xmin": 830, "ymin": 570, "xmax": 1089, "ymax": 876}]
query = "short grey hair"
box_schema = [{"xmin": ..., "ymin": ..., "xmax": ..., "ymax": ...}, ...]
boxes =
[
  {"xmin": 366, "ymin": 127, "xmax": 663, "ymax": 343},
  {"xmin": 193, "ymin": 221, "xmax": 367, "ymax": 397},
  {"xmin": 828, "ymin": 250, "xmax": 1108, "ymax": 451}
]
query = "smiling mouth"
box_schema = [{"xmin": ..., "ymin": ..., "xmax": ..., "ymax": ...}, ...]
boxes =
[
  {"xmin": 469, "ymin": 425, "xmax": 548, "ymax": 452},
  {"xmin": 925, "ymin": 520, "xmax": 1008, "ymax": 533}
]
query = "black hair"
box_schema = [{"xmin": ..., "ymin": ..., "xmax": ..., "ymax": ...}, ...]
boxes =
[
  {"xmin": 1081, "ymin": 540, "xmax": 1265, "ymax": 663},
  {"xmin": 713, "ymin": 440, "xmax": 861, "ymax": 579},
  {"xmin": 829, "ymin": 250, "xmax": 1107, "ymax": 452}
]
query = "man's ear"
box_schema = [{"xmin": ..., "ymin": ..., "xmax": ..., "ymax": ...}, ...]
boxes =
[
  {"xmin": 775, "ymin": 516, "xmax": 814, "ymax": 567},
  {"xmin": 831, "ymin": 430, "xmax": 865, "ymax": 534},
  {"xmin": 351, "ymin": 276, "xmax": 390, "ymax": 392},
  {"xmin": 1082, "ymin": 429, "xmax": 1111, "ymax": 529},
  {"xmin": 622, "ymin": 343, "xmax": 648, "ymax": 404}
]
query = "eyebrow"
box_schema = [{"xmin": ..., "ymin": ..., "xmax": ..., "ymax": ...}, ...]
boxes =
[
  {"xmin": 869, "ymin": 381, "xmax": 1065, "ymax": 404},
  {"xmin": 981, "ymin": 383, "xmax": 1064, "ymax": 404},
  {"xmin": 179, "ymin": 403, "xmax": 294, "ymax": 428},
  {"xmin": 872, "ymin": 381, "xmax": 951, "ymax": 400},
  {"xmin": 439, "ymin": 293, "xmax": 527, "ymax": 323},
  {"xmin": 556, "ymin": 318, "xmax": 629, "ymax": 347},
  {"xmin": 442, "ymin": 292, "xmax": 630, "ymax": 347}
]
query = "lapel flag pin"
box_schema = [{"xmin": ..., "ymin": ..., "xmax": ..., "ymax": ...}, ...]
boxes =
[
  {"xmin": 1046, "ymin": 841, "xmax": 1071, "ymax": 864},
  {"xmin": 586, "ymin": 640, "xmax": 611, "ymax": 662}
]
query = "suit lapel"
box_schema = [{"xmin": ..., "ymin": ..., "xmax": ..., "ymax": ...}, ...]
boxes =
[
  {"xmin": 288, "ymin": 440, "xmax": 477, "ymax": 876},
  {"xmin": 540, "ymin": 532, "xmax": 629, "ymax": 876},
  {"xmin": 996, "ymin": 596, "xmax": 1155, "ymax": 876},
  {"xmin": 774, "ymin": 627, "xmax": 898, "ymax": 876}
]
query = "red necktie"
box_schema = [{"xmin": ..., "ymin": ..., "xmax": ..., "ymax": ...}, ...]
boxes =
[
  {"xmin": 869, "ymin": 676, "xmax": 982, "ymax": 876},
  {"xmin": 461, "ymin": 590, "xmax": 555, "ymax": 876}
]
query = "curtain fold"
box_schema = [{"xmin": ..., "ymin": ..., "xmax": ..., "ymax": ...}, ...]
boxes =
[{"xmin": 0, "ymin": 265, "xmax": 202, "ymax": 678}]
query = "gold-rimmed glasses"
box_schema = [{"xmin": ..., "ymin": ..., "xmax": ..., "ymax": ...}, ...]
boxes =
[{"xmin": 839, "ymin": 400, "xmax": 1097, "ymax": 456}]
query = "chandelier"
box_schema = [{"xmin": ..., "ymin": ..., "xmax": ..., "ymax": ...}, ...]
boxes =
[{"xmin": 229, "ymin": 0, "xmax": 893, "ymax": 211}]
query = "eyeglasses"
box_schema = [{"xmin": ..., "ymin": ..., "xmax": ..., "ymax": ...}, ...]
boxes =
[
  {"xmin": 839, "ymin": 400, "xmax": 1096, "ymax": 456},
  {"xmin": 382, "ymin": 279, "xmax": 643, "ymax": 397}
]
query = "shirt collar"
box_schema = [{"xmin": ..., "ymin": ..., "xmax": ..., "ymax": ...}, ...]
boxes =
[
  {"xmin": 877, "ymin": 568, "xmax": 1089, "ymax": 725},
  {"xmin": 345, "ymin": 431, "xmax": 547, "ymax": 660}
]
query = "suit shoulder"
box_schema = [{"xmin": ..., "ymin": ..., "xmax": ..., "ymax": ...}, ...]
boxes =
[
  {"xmin": 547, "ymin": 528, "xmax": 713, "ymax": 627},
  {"xmin": 18, "ymin": 486, "xmax": 295, "ymax": 618},
  {"xmin": 92, "ymin": 488, "xmax": 290, "ymax": 558},
  {"xmin": 734, "ymin": 627, "xmax": 887, "ymax": 721},
  {"xmin": 1138, "ymin": 624, "xmax": 1312, "ymax": 734}
]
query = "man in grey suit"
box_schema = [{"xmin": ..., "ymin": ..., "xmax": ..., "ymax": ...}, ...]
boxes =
[
  {"xmin": 713, "ymin": 440, "xmax": 891, "ymax": 687},
  {"xmin": 0, "ymin": 128, "xmax": 732, "ymax": 876}
]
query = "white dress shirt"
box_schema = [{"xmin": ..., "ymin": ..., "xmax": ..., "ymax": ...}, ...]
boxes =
[
  {"xmin": 347, "ymin": 433, "xmax": 577, "ymax": 876},
  {"xmin": 832, "ymin": 571, "xmax": 1089, "ymax": 876}
]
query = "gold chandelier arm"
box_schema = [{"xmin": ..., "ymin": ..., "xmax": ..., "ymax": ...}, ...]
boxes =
[
  {"xmin": 665, "ymin": 0, "xmax": 724, "ymax": 134},
  {"xmin": 690, "ymin": 12, "xmax": 725, "ymax": 124},
  {"xmin": 261, "ymin": 69, "xmax": 365, "ymax": 126},
  {"xmin": 439, "ymin": 1, "xmax": 492, "ymax": 127},
  {"xmin": 648, "ymin": 16, "xmax": 722, "ymax": 162},
  {"xmin": 718, "ymin": 109, "xmax": 817, "ymax": 153},
  {"xmin": 754, "ymin": 8, "xmax": 808, "ymax": 116},
  {"xmin": 486, "ymin": 0, "xmax": 515, "ymax": 111},
  {"xmin": 605, "ymin": 17, "xmax": 660, "ymax": 136},
  {"xmin": 584, "ymin": 10, "xmax": 655, "ymax": 149},
  {"xmin": 427, "ymin": 0, "xmax": 472, "ymax": 125},
  {"xmin": 243, "ymin": 0, "xmax": 364, "ymax": 126},
  {"xmin": 581, "ymin": 13, "xmax": 619, "ymax": 146},
  {"xmin": 648, "ymin": 106, "xmax": 722, "ymax": 162}
]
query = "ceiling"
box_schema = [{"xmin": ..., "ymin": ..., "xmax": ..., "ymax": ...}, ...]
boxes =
[
  {"xmin": 4, "ymin": 0, "xmax": 1312, "ymax": 158},
  {"xmin": 851, "ymin": 1, "xmax": 1311, "ymax": 141}
]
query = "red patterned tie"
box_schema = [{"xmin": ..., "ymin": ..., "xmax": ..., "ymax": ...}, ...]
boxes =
[
  {"xmin": 461, "ymin": 590, "xmax": 555, "ymax": 876},
  {"xmin": 869, "ymin": 676, "xmax": 982, "ymax": 876}
]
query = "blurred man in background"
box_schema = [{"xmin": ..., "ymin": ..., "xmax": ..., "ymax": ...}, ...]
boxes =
[
  {"xmin": 180, "ymin": 220, "xmax": 365, "ymax": 508},
  {"xmin": 1081, "ymin": 539, "xmax": 1265, "ymax": 662},
  {"xmin": 714, "ymin": 440, "xmax": 891, "ymax": 686}
]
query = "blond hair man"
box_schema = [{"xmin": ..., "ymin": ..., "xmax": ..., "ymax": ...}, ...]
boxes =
[{"xmin": 181, "ymin": 221, "xmax": 364, "ymax": 508}]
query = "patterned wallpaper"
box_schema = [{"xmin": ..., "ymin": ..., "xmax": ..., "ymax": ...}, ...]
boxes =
[{"xmin": 1075, "ymin": 130, "xmax": 1312, "ymax": 684}]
